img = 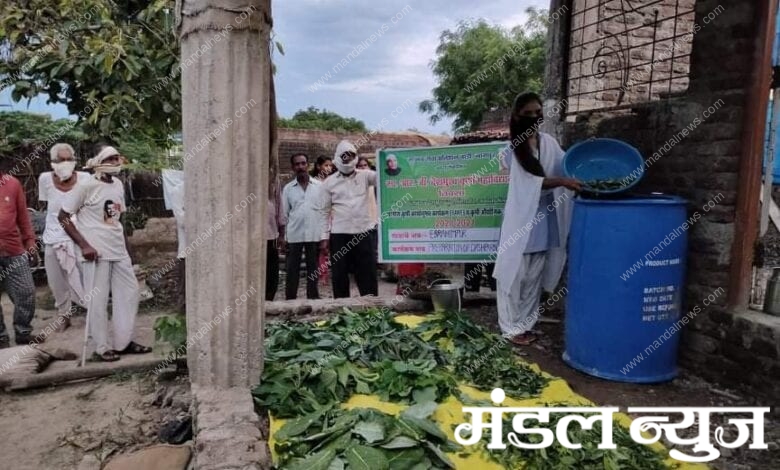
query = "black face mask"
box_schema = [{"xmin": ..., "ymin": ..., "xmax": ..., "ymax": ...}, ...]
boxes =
[{"xmin": 512, "ymin": 115, "xmax": 543, "ymax": 136}]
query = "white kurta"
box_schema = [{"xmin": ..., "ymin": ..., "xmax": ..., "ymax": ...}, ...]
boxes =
[
  {"xmin": 493, "ymin": 132, "xmax": 574, "ymax": 335},
  {"xmin": 38, "ymin": 172, "xmax": 90, "ymax": 316}
]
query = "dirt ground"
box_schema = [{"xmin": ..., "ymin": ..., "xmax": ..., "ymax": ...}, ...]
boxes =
[
  {"xmin": 0, "ymin": 372, "xmax": 190, "ymax": 470},
  {"xmin": 0, "ymin": 285, "xmax": 186, "ymax": 470}
]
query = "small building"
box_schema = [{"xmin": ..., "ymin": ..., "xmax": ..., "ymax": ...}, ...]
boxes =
[{"xmin": 534, "ymin": 0, "xmax": 779, "ymax": 394}]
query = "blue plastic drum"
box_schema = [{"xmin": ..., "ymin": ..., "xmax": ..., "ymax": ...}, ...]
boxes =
[{"xmin": 563, "ymin": 195, "xmax": 688, "ymax": 383}]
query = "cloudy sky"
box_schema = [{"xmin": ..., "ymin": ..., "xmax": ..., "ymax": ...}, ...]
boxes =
[{"xmin": 1, "ymin": 0, "xmax": 546, "ymax": 136}]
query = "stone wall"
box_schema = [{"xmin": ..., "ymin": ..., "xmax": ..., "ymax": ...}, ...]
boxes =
[
  {"xmin": 128, "ymin": 217, "xmax": 178, "ymax": 262},
  {"xmin": 563, "ymin": 0, "xmax": 779, "ymax": 395}
]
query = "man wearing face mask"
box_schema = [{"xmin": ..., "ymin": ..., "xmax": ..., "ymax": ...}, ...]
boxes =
[
  {"xmin": 319, "ymin": 140, "xmax": 379, "ymax": 298},
  {"xmin": 38, "ymin": 143, "xmax": 89, "ymax": 331},
  {"xmin": 59, "ymin": 146, "xmax": 150, "ymax": 362}
]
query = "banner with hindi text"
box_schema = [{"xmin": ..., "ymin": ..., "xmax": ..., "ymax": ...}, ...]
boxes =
[{"xmin": 376, "ymin": 142, "xmax": 509, "ymax": 262}]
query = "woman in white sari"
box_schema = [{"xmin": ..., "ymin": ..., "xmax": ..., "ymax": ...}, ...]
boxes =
[{"xmin": 493, "ymin": 93, "xmax": 581, "ymax": 345}]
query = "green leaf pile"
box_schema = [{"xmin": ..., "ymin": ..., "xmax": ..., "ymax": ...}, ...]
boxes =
[
  {"xmin": 416, "ymin": 310, "xmax": 549, "ymax": 398},
  {"xmin": 476, "ymin": 408, "xmax": 668, "ymax": 470},
  {"xmin": 276, "ymin": 406, "xmax": 459, "ymax": 470},
  {"xmin": 373, "ymin": 359, "xmax": 458, "ymax": 404},
  {"xmin": 253, "ymin": 309, "xmax": 458, "ymax": 418},
  {"xmin": 255, "ymin": 309, "xmax": 665, "ymax": 470}
]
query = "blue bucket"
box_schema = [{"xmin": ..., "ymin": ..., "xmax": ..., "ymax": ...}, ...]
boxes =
[{"xmin": 563, "ymin": 138, "xmax": 645, "ymax": 194}]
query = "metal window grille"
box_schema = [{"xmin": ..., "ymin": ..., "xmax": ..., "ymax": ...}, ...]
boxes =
[{"xmin": 566, "ymin": 0, "xmax": 697, "ymax": 114}]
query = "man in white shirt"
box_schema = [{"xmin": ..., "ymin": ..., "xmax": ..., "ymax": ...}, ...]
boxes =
[
  {"xmin": 320, "ymin": 140, "xmax": 379, "ymax": 298},
  {"xmin": 282, "ymin": 153, "xmax": 324, "ymax": 299},
  {"xmin": 39, "ymin": 143, "xmax": 89, "ymax": 331},
  {"xmin": 59, "ymin": 146, "xmax": 150, "ymax": 362}
]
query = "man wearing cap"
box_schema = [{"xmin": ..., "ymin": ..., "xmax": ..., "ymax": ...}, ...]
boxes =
[
  {"xmin": 384, "ymin": 154, "xmax": 401, "ymax": 176},
  {"xmin": 59, "ymin": 146, "xmax": 150, "ymax": 362},
  {"xmin": 319, "ymin": 140, "xmax": 379, "ymax": 298},
  {"xmin": 0, "ymin": 158, "xmax": 42, "ymax": 348}
]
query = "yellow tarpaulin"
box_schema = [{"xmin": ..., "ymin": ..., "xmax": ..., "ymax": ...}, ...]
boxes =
[{"xmin": 268, "ymin": 315, "xmax": 708, "ymax": 469}]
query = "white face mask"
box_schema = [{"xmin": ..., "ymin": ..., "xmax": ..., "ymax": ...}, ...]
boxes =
[
  {"xmin": 334, "ymin": 155, "xmax": 357, "ymax": 174},
  {"xmin": 95, "ymin": 164, "xmax": 122, "ymax": 176},
  {"xmin": 52, "ymin": 161, "xmax": 76, "ymax": 180}
]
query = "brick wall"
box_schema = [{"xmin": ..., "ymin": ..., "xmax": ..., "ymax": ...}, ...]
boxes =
[
  {"xmin": 563, "ymin": 0, "xmax": 778, "ymax": 395},
  {"xmin": 476, "ymin": 109, "xmax": 511, "ymax": 133},
  {"xmin": 567, "ymin": 0, "xmax": 697, "ymax": 113},
  {"xmin": 125, "ymin": 130, "xmax": 451, "ymax": 215}
]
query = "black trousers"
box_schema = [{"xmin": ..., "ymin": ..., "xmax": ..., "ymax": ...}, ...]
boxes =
[
  {"xmin": 265, "ymin": 240, "xmax": 279, "ymax": 301},
  {"xmin": 285, "ymin": 242, "xmax": 320, "ymax": 300},
  {"xmin": 351, "ymin": 226, "xmax": 378, "ymax": 274},
  {"xmin": 368, "ymin": 227, "xmax": 378, "ymax": 259},
  {"xmin": 464, "ymin": 263, "xmax": 496, "ymax": 292},
  {"xmin": 330, "ymin": 232, "xmax": 378, "ymax": 298}
]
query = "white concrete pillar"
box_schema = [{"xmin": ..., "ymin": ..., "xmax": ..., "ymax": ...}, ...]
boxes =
[{"xmin": 180, "ymin": 0, "xmax": 270, "ymax": 388}]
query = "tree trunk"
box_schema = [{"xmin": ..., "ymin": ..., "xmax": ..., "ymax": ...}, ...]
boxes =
[{"xmin": 179, "ymin": 0, "xmax": 271, "ymax": 389}]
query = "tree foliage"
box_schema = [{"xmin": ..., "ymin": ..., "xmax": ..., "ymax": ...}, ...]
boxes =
[
  {"xmin": 0, "ymin": 110, "xmax": 165, "ymax": 166},
  {"xmin": 419, "ymin": 8, "xmax": 548, "ymax": 133},
  {"xmin": 278, "ymin": 106, "xmax": 367, "ymax": 133},
  {"xmin": 0, "ymin": 111, "xmax": 85, "ymax": 153},
  {"xmin": 0, "ymin": 0, "xmax": 179, "ymax": 142}
]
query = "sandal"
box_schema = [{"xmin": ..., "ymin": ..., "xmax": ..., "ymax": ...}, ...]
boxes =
[
  {"xmin": 508, "ymin": 333, "xmax": 537, "ymax": 346},
  {"xmin": 119, "ymin": 341, "xmax": 152, "ymax": 355},
  {"xmin": 91, "ymin": 350, "xmax": 120, "ymax": 362},
  {"xmin": 15, "ymin": 332, "xmax": 46, "ymax": 345}
]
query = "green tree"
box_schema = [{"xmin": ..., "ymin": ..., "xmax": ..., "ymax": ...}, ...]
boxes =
[
  {"xmin": 0, "ymin": 110, "xmax": 166, "ymax": 167},
  {"xmin": 0, "ymin": 0, "xmax": 178, "ymax": 142},
  {"xmin": 278, "ymin": 107, "xmax": 367, "ymax": 133},
  {"xmin": 419, "ymin": 8, "xmax": 548, "ymax": 133},
  {"xmin": 0, "ymin": 111, "xmax": 86, "ymax": 153}
]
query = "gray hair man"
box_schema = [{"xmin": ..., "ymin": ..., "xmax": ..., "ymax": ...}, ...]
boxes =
[{"xmin": 39, "ymin": 143, "xmax": 90, "ymax": 331}]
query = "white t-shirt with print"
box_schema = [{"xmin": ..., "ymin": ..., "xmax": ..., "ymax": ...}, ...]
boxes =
[
  {"xmin": 38, "ymin": 171, "xmax": 91, "ymax": 245},
  {"xmin": 62, "ymin": 176, "xmax": 129, "ymax": 261}
]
